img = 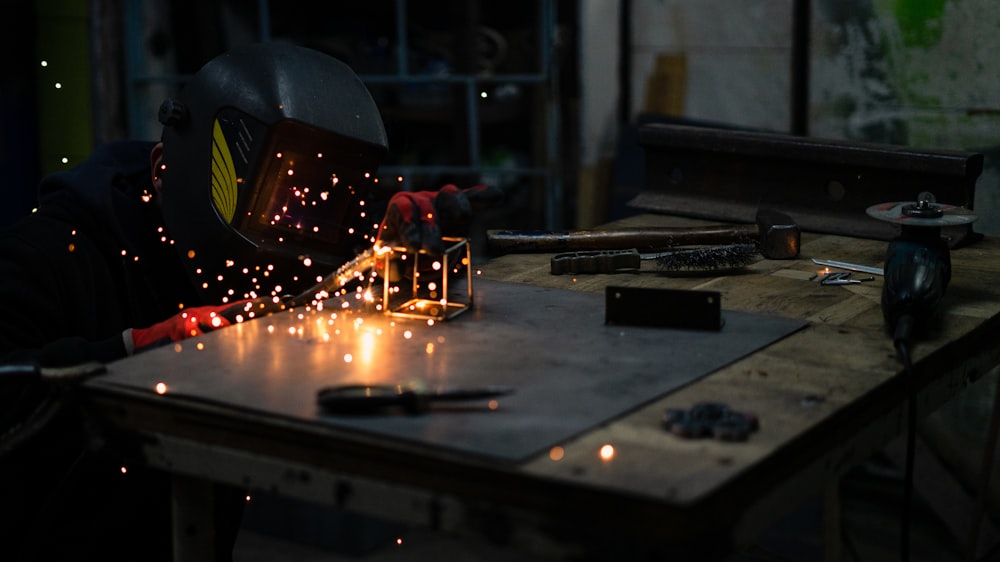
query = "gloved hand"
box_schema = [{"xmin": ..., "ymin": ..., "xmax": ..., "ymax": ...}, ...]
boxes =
[
  {"xmin": 377, "ymin": 184, "xmax": 503, "ymax": 254},
  {"xmin": 126, "ymin": 300, "xmax": 251, "ymax": 354}
]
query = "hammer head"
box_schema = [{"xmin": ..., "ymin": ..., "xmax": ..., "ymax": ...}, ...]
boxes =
[{"xmin": 756, "ymin": 209, "xmax": 800, "ymax": 259}]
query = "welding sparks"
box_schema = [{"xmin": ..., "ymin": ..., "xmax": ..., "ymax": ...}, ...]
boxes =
[{"xmin": 599, "ymin": 444, "xmax": 615, "ymax": 461}]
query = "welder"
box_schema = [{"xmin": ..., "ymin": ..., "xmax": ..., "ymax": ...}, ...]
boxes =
[{"xmin": 0, "ymin": 41, "xmax": 498, "ymax": 561}]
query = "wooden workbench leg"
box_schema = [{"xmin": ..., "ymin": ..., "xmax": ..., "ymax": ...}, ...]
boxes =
[
  {"xmin": 823, "ymin": 477, "xmax": 841, "ymax": 562},
  {"xmin": 171, "ymin": 474, "xmax": 216, "ymax": 562}
]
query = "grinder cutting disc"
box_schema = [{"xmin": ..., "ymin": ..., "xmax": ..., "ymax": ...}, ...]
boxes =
[{"xmin": 866, "ymin": 197, "xmax": 977, "ymax": 227}]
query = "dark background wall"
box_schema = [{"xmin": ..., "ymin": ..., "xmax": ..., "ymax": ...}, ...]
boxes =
[{"xmin": 1, "ymin": 4, "xmax": 40, "ymax": 226}]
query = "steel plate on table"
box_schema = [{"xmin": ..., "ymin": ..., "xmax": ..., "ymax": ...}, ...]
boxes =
[{"xmin": 95, "ymin": 279, "xmax": 806, "ymax": 462}]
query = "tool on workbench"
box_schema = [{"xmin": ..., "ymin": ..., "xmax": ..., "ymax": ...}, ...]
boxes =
[
  {"xmin": 867, "ymin": 192, "xmax": 977, "ymax": 562},
  {"xmin": 487, "ymin": 208, "xmax": 800, "ymax": 259},
  {"xmin": 317, "ymin": 384, "xmax": 514, "ymax": 415},
  {"xmin": 867, "ymin": 192, "xmax": 977, "ymax": 334},
  {"xmin": 550, "ymin": 243, "xmax": 757, "ymax": 275},
  {"xmin": 811, "ymin": 258, "xmax": 884, "ymax": 276}
]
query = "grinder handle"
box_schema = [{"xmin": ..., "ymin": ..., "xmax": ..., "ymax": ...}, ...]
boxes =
[{"xmin": 881, "ymin": 236, "xmax": 951, "ymax": 332}]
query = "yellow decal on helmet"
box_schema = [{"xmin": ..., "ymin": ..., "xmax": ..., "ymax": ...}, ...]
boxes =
[{"xmin": 211, "ymin": 119, "xmax": 238, "ymax": 223}]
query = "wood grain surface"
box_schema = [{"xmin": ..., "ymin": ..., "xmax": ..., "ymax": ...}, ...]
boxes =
[{"xmin": 478, "ymin": 213, "xmax": 1000, "ymax": 541}]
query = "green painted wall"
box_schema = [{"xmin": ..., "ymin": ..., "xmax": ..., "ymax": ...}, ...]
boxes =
[
  {"xmin": 813, "ymin": 0, "xmax": 1000, "ymax": 234},
  {"xmin": 893, "ymin": 0, "xmax": 948, "ymax": 48}
]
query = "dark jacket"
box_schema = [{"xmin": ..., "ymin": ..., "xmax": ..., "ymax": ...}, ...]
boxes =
[
  {"xmin": 0, "ymin": 141, "xmax": 234, "ymax": 561},
  {"xmin": 0, "ymin": 140, "xmax": 201, "ymax": 367}
]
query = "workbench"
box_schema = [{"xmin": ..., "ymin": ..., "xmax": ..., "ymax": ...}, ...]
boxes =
[{"xmin": 81, "ymin": 213, "xmax": 1000, "ymax": 561}]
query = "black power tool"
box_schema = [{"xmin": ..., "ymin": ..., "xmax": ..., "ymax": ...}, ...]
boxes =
[
  {"xmin": 867, "ymin": 192, "xmax": 977, "ymax": 337},
  {"xmin": 866, "ymin": 192, "xmax": 977, "ymax": 562}
]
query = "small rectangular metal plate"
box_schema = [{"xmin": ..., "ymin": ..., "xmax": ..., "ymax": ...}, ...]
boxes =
[{"xmin": 606, "ymin": 286, "xmax": 722, "ymax": 330}]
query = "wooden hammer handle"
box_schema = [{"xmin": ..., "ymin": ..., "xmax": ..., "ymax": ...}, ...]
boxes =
[{"xmin": 487, "ymin": 224, "xmax": 758, "ymax": 254}]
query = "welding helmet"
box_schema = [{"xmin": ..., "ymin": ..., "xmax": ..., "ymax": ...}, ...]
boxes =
[{"xmin": 157, "ymin": 41, "xmax": 388, "ymax": 303}]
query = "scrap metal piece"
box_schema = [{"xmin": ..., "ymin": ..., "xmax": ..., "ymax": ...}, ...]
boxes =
[
  {"xmin": 662, "ymin": 402, "xmax": 760, "ymax": 441},
  {"xmin": 817, "ymin": 271, "xmax": 875, "ymax": 285},
  {"xmin": 819, "ymin": 272, "xmax": 874, "ymax": 285}
]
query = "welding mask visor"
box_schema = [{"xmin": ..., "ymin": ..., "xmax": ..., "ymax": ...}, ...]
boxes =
[{"xmin": 223, "ymin": 115, "xmax": 380, "ymax": 264}]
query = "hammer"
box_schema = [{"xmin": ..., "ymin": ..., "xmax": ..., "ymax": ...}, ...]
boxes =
[{"xmin": 486, "ymin": 209, "xmax": 800, "ymax": 259}]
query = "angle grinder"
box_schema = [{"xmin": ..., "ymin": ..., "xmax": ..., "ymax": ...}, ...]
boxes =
[
  {"xmin": 866, "ymin": 192, "xmax": 978, "ymax": 336},
  {"xmin": 868, "ymin": 192, "xmax": 977, "ymax": 561}
]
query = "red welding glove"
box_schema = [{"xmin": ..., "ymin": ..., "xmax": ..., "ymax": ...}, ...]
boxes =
[
  {"xmin": 377, "ymin": 184, "xmax": 503, "ymax": 254},
  {"xmin": 126, "ymin": 300, "xmax": 252, "ymax": 354}
]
